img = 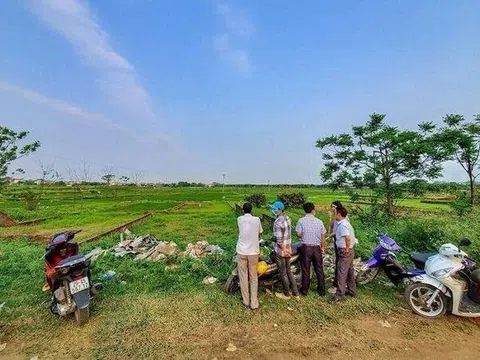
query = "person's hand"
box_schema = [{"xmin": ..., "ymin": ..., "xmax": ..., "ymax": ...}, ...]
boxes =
[
  {"xmin": 321, "ymin": 248, "xmax": 326, "ymax": 255},
  {"xmin": 342, "ymin": 248, "xmax": 350, "ymax": 256}
]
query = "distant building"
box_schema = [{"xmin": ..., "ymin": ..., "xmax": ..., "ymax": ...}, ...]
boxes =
[{"xmin": 5, "ymin": 177, "xmax": 23, "ymax": 184}]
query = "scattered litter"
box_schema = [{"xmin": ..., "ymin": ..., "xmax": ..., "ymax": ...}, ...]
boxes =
[
  {"xmin": 104, "ymin": 270, "xmax": 116, "ymax": 280},
  {"xmin": 226, "ymin": 343, "xmax": 237, "ymax": 352},
  {"xmin": 113, "ymin": 230, "xmax": 224, "ymax": 262},
  {"xmin": 379, "ymin": 280, "xmax": 395, "ymax": 288},
  {"xmin": 87, "ymin": 247, "xmax": 105, "ymax": 261},
  {"xmin": 378, "ymin": 320, "xmax": 392, "ymax": 328},
  {"xmin": 165, "ymin": 264, "xmax": 178, "ymax": 271},
  {"xmin": 273, "ymin": 323, "xmax": 278, "ymax": 328},
  {"xmin": 328, "ymin": 287, "xmax": 337, "ymax": 294},
  {"xmin": 0, "ymin": 343, "xmax": 6, "ymax": 352},
  {"xmin": 184, "ymin": 241, "xmax": 224, "ymax": 257},
  {"xmin": 203, "ymin": 276, "xmax": 218, "ymax": 285},
  {"xmin": 30, "ymin": 356, "xmax": 38, "ymax": 360},
  {"xmin": 287, "ymin": 306, "xmax": 294, "ymax": 311},
  {"xmin": 0, "ymin": 302, "xmax": 5, "ymax": 310},
  {"xmin": 120, "ymin": 281, "xmax": 127, "ymax": 286},
  {"xmin": 265, "ymin": 289, "xmax": 273, "ymax": 296}
]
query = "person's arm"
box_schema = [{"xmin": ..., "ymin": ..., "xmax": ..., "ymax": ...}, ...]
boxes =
[
  {"xmin": 258, "ymin": 219, "xmax": 263, "ymax": 239},
  {"xmin": 274, "ymin": 222, "xmax": 289, "ymax": 254},
  {"xmin": 344, "ymin": 235, "xmax": 352, "ymax": 254},
  {"xmin": 295, "ymin": 221, "xmax": 303, "ymax": 239},
  {"xmin": 321, "ymin": 227, "xmax": 327, "ymax": 254}
]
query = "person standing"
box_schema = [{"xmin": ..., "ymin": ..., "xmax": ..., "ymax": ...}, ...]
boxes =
[
  {"xmin": 333, "ymin": 207, "xmax": 357, "ymax": 303},
  {"xmin": 296, "ymin": 202, "xmax": 327, "ymax": 296},
  {"xmin": 236, "ymin": 202, "xmax": 263, "ymax": 310},
  {"xmin": 271, "ymin": 201, "xmax": 300, "ymax": 300},
  {"xmin": 328, "ymin": 200, "xmax": 348, "ymax": 289}
]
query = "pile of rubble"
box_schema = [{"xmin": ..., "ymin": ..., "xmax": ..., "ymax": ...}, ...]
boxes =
[{"xmin": 111, "ymin": 230, "xmax": 224, "ymax": 262}]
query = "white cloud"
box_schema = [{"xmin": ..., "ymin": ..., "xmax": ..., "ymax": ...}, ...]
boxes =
[
  {"xmin": 29, "ymin": 0, "xmax": 156, "ymax": 122},
  {"xmin": 0, "ymin": 81, "xmax": 131, "ymax": 135},
  {"xmin": 214, "ymin": 2, "xmax": 253, "ymax": 74}
]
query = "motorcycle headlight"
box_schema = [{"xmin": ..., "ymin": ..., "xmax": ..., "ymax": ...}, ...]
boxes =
[
  {"xmin": 432, "ymin": 267, "xmax": 453, "ymax": 278},
  {"xmin": 379, "ymin": 239, "xmax": 393, "ymax": 251}
]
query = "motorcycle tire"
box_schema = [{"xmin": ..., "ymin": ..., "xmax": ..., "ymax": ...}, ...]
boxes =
[
  {"xmin": 356, "ymin": 267, "xmax": 380, "ymax": 286},
  {"xmin": 224, "ymin": 274, "xmax": 239, "ymax": 293},
  {"xmin": 404, "ymin": 283, "xmax": 447, "ymax": 319},
  {"xmin": 74, "ymin": 306, "xmax": 90, "ymax": 325}
]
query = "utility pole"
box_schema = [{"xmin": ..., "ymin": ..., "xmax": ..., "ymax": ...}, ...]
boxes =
[{"xmin": 222, "ymin": 173, "xmax": 226, "ymax": 192}]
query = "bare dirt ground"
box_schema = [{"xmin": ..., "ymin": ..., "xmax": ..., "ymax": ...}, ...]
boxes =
[{"xmin": 1, "ymin": 293, "xmax": 479, "ymax": 360}]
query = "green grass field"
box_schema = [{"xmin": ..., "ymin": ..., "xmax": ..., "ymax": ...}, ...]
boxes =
[{"xmin": 1, "ymin": 185, "xmax": 479, "ymax": 359}]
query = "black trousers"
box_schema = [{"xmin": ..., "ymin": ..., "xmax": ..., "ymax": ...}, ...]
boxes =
[
  {"xmin": 300, "ymin": 245, "xmax": 326, "ymax": 296},
  {"xmin": 274, "ymin": 253, "xmax": 299, "ymax": 296}
]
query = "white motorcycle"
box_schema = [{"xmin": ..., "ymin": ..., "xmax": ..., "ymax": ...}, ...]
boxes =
[{"xmin": 404, "ymin": 238, "xmax": 480, "ymax": 319}]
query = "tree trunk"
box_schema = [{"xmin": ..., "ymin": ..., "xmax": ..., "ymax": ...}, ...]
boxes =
[
  {"xmin": 385, "ymin": 178, "xmax": 394, "ymax": 216},
  {"xmin": 468, "ymin": 170, "xmax": 476, "ymax": 205}
]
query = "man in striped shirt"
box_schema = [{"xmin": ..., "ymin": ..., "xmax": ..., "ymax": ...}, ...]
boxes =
[
  {"xmin": 296, "ymin": 202, "xmax": 327, "ymax": 296},
  {"xmin": 271, "ymin": 201, "xmax": 300, "ymax": 299}
]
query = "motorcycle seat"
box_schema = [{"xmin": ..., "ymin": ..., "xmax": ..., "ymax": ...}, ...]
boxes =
[
  {"xmin": 410, "ymin": 252, "xmax": 436, "ymax": 267},
  {"xmin": 56, "ymin": 254, "xmax": 86, "ymax": 268}
]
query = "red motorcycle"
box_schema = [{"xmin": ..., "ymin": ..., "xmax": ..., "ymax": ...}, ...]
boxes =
[{"xmin": 44, "ymin": 231, "xmax": 101, "ymax": 325}]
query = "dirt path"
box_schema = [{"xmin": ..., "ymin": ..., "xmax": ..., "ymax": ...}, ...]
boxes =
[{"xmin": 2, "ymin": 293, "xmax": 479, "ymax": 359}]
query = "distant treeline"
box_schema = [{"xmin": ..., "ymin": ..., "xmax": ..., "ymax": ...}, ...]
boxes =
[{"xmin": 9, "ymin": 179, "xmax": 474, "ymax": 193}]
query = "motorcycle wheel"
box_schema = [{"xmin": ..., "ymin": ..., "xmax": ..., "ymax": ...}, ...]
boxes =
[
  {"xmin": 224, "ymin": 274, "xmax": 239, "ymax": 293},
  {"xmin": 74, "ymin": 306, "xmax": 90, "ymax": 325},
  {"xmin": 404, "ymin": 283, "xmax": 447, "ymax": 319},
  {"xmin": 356, "ymin": 267, "xmax": 380, "ymax": 285}
]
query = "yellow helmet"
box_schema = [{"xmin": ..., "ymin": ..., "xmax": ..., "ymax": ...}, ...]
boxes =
[{"xmin": 257, "ymin": 261, "xmax": 268, "ymax": 275}]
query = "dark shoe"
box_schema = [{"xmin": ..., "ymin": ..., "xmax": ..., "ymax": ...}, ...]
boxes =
[
  {"xmin": 346, "ymin": 292, "xmax": 356, "ymax": 298},
  {"xmin": 330, "ymin": 296, "xmax": 344, "ymax": 304},
  {"xmin": 317, "ymin": 292, "xmax": 326, "ymax": 297}
]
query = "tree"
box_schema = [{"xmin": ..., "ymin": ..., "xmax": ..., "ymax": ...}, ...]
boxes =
[
  {"xmin": 436, "ymin": 114, "xmax": 480, "ymax": 205},
  {"xmin": 101, "ymin": 166, "xmax": 116, "ymax": 185},
  {"xmin": 316, "ymin": 113, "xmax": 444, "ymax": 215},
  {"xmin": 120, "ymin": 175, "xmax": 130, "ymax": 184},
  {"xmin": 0, "ymin": 126, "xmax": 40, "ymax": 186},
  {"xmin": 131, "ymin": 172, "xmax": 143, "ymax": 185}
]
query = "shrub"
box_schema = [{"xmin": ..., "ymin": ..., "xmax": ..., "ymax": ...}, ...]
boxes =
[
  {"xmin": 22, "ymin": 190, "xmax": 40, "ymax": 211},
  {"xmin": 244, "ymin": 193, "xmax": 267, "ymax": 207},
  {"xmin": 277, "ymin": 192, "xmax": 306, "ymax": 208},
  {"xmin": 449, "ymin": 192, "xmax": 472, "ymax": 216}
]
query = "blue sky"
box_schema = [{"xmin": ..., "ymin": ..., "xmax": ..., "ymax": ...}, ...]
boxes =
[{"xmin": 1, "ymin": 0, "xmax": 479, "ymax": 183}]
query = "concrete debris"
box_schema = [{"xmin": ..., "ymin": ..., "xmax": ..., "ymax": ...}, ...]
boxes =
[
  {"xmin": 226, "ymin": 343, "xmax": 237, "ymax": 352},
  {"xmin": 184, "ymin": 241, "xmax": 224, "ymax": 257},
  {"xmin": 87, "ymin": 247, "xmax": 105, "ymax": 261},
  {"xmin": 203, "ymin": 276, "xmax": 218, "ymax": 285},
  {"xmin": 112, "ymin": 230, "xmax": 224, "ymax": 262}
]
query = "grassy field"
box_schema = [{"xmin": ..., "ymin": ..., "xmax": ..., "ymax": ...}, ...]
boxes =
[{"xmin": 1, "ymin": 185, "xmax": 479, "ymax": 359}]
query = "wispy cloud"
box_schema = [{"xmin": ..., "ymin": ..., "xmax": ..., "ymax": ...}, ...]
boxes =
[
  {"xmin": 29, "ymin": 0, "xmax": 156, "ymax": 121},
  {"xmin": 0, "ymin": 81, "xmax": 130, "ymax": 135},
  {"xmin": 214, "ymin": 2, "xmax": 253, "ymax": 73}
]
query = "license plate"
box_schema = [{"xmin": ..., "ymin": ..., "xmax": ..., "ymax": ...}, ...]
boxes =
[{"xmin": 69, "ymin": 277, "xmax": 89, "ymax": 294}]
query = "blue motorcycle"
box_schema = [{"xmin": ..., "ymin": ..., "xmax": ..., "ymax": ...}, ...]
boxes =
[{"xmin": 356, "ymin": 233, "xmax": 435, "ymax": 286}]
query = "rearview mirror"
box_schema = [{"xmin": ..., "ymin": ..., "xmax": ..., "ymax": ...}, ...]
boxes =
[{"xmin": 459, "ymin": 238, "xmax": 472, "ymax": 247}]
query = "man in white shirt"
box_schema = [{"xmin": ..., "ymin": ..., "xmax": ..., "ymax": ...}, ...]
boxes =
[
  {"xmin": 237, "ymin": 202, "xmax": 263, "ymax": 310},
  {"xmin": 333, "ymin": 207, "xmax": 358, "ymax": 303}
]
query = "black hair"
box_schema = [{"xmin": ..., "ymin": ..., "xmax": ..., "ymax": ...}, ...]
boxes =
[
  {"xmin": 303, "ymin": 202, "xmax": 315, "ymax": 214},
  {"xmin": 336, "ymin": 207, "xmax": 348, "ymax": 218},
  {"xmin": 331, "ymin": 200, "xmax": 344, "ymax": 208},
  {"xmin": 243, "ymin": 202, "xmax": 253, "ymax": 214}
]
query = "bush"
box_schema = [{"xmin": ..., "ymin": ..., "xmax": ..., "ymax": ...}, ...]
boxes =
[
  {"xmin": 22, "ymin": 190, "xmax": 40, "ymax": 211},
  {"xmin": 277, "ymin": 192, "xmax": 306, "ymax": 208},
  {"xmin": 244, "ymin": 193, "xmax": 267, "ymax": 207},
  {"xmin": 449, "ymin": 192, "xmax": 472, "ymax": 216}
]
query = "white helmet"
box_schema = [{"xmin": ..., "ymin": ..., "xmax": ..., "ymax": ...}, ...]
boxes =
[{"xmin": 439, "ymin": 243, "xmax": 459, "ymax": 256}]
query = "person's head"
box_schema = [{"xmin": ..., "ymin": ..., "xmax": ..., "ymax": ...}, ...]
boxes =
[
  {"xmin": 335, "ymin": 207, "xmax": 348, "ymax": 221},
  {"xmin": 270, "ymin": 201, "xmax": 285, "ymax": 217},
  {"xmin": 303, "ymin": 202, "xmax": 315, "ymax": 215},
  {"xmin": 242, "ymin": 202, "xmax": 253, "ymax": 214},
  {"xmin": 331, "ymin": 200, "xmax": 344, "ymax": 211}
]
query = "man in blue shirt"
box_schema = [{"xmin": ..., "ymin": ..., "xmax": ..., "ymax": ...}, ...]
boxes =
[{"xmin": 296, "ymin": 202, "xmax": 327, "ymax": 296}]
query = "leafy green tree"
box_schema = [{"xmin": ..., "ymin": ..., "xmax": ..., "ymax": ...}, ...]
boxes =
[
  {"xmin": 0, "ymin": 126, "xmax": 40, "ymax": 186},
  {"xmin": 316, "ymin": 113, "xmax": 444, "ymax": 215},
  {"xmin": 436, "ymin": 114, "xmax": 480, "ymax": 205},
  {"xmin": 102, "ymin": 174, "xmax": 115, "ymax": 185}
]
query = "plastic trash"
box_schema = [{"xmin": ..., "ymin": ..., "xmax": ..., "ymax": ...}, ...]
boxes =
[{"xmin": 104, "ymin": 270, "xmax": 116, "ymax": 280}]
